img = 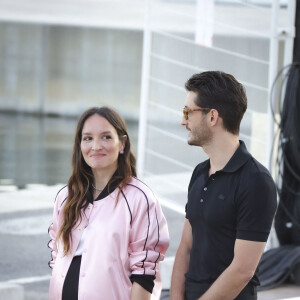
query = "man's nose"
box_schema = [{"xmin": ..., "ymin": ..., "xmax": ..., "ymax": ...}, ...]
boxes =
[{"xmin": 181, "ymin": 116, "xmax": 187, "ymax": 126}]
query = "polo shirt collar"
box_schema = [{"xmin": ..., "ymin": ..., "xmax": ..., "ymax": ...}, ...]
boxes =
[{"xmin": 221, "ymin": 140, "xmax": 251, "ymax": 173}]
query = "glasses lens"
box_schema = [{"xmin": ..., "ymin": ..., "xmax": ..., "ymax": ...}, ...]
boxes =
[{"xmin": 183, "ymin": 108, "xmax": 188, "ymax": 120}]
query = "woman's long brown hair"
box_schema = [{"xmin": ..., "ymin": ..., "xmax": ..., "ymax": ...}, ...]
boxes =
[{"xmin": 56, "ymin": 107, "xmax": 136, "ymax": 255}]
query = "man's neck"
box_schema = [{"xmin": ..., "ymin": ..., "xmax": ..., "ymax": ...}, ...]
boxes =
[{"xmin": 204, "ymin": 134, "xmax": 240, "ymax": 176}]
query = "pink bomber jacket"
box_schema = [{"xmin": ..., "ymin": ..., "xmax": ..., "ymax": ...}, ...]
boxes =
[{"xmin": 48, "ymin": 177, "xmax": 169, "ymax": 300}]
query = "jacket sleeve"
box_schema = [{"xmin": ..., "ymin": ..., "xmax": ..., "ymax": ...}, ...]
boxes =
[
  {"xmin": 128, "ymin": 188, "xmax": 169, "ymax": 277},
  {"xmin": 47, "ymin": 187, "xmax": 67, "ymax": 269}
]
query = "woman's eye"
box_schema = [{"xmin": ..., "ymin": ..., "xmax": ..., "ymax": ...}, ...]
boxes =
[
  {"xmin": 83, "ymin": 136, "xmax": 92, "ymax": 141},
  {"xmin": 103, "ymin": 135, "xmax": 112, "ymax": 140}
]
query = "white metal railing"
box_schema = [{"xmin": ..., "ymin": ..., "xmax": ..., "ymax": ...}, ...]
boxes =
[
  {"xmin": 151, "ymin": 0, "xmax": 276, "ymax": 38},
  {"xmin": 151, "ymin": 51, "xmax": 269, "ymax": 92},
  {"xmin": 137, "ymin": 0, "xmax": 295, "ymax": 199},
  {"xmin": 137, "ymin": 0, "xmax": 295, "ymax": 251},
  {"xmin": 152, "ymin": 30, "xmax": 270, "ymax": 65}
]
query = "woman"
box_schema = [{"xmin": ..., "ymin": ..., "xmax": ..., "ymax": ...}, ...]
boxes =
[{"xmin": 48, "ymin": 107, "xmax": 169, "ymax": 300}]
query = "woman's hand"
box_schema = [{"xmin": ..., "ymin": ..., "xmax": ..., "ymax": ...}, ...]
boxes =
[{"xmin": 130, "ymin": 282, "xmax": 151, "ymax": 300}]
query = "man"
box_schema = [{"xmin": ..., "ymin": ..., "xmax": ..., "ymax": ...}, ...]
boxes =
[{"xmin": 170, "ymin": 71, "xmax": 277, "ymax": 300}]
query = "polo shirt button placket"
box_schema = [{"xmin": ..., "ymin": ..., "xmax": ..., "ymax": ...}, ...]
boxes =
[{"xmin": 200, "ymin": 186, "xmax": 208, "ymax": 203}]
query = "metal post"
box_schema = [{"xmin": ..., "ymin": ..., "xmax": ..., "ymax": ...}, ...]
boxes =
[
  {"xmin": 267, "ymin": 0, "xmax": 296, "ymax": 171},
  {"xmin": 38, "ymin": 26, "xmax": 49, "ymax": 114},
  {"xmin": 137, "ymin": 0, "xmax": 152, "ymax": 178},
  {"xmin": 266, "ymin": 0, "xmax": 296, "ymax": 250},
  {"xmin": 195, "ymin": 0, "xmax": 214, "ymax": 47},
  {"xmin": 267, "ymin": 0, "xmax": 280, "ymax": 172},
  {"xmin": 283, "ymin": 0, "xmax": 296, "ymax": 67},
  {"xmin": 266, "ymin": 1, "xmax": 280, "ymax": 250}
]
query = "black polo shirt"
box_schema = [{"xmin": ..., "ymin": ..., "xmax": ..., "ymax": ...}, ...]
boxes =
[{"xmin": 185, "ymin": 141, "xmax": 277, "ymax": 286}]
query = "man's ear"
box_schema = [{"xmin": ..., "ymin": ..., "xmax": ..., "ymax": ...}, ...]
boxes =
[{"xmin": 209, "ymin": 109, "xmax": 219, "ymax": 126}]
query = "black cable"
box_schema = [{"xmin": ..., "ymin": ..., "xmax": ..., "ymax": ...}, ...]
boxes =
[
  {"xmin": 270, "ymin": 63, "xmax": 300, "ymax": 237},
  {"xmin": 271, "ymin": 64, "xmax": 300, "ymax": 187},
  {"xmin": 270, "ymin": 64, "xmax": 293, "ymax": 126}
]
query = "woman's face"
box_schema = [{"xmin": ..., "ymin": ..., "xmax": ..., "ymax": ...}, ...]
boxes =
[{"xmin": 80, "ymin": 114, "xmax": 125, "ymax": 172}]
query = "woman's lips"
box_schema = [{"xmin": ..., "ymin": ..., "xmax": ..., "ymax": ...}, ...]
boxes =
[{"xmin": 90, "ymin": 153, "xmax": 106, "ymax": 158}]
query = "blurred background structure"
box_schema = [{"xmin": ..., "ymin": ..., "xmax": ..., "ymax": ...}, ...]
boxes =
[
  {"xmin": 0, "ymin": 0, "xmax": 293, "ymax": 190},
  {"xmin": 0, "ymin": 0, "xmax": 294, "ymax": 188},
  {"xmin": 1, "ymin": 0, "xmax": 300, "ymax": 299}
]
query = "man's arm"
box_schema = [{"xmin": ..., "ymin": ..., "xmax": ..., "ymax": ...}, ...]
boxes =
[
  {"xmin": 198, "ymin": 239, "xmax": 266, "ymax": 300},
  {"xmin": 170, "ymin": 219, "xmax": 193, "ymax": 300}
]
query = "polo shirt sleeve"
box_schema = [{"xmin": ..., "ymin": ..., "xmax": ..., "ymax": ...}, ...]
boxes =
[{"xmin": 236, "ymin": 172, "xmax": 277, "ymax": 242}]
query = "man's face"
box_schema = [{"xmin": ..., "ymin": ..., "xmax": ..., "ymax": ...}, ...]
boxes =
[{"xmin": 181, "ymin": 91, "xmax": 212, "ymax": 147}]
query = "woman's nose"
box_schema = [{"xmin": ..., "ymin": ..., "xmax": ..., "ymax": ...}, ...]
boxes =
[{"xmin": 92, "ymin": 139, "xmax": 102, "ymax": 150}]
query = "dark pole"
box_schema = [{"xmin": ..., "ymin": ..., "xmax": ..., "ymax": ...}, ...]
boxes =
[{"xmin": 293, "ymin": 0, "xmax": 300, "ymax": 62}]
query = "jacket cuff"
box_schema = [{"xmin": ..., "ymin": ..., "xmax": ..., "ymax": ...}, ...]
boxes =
[{"xmin": 130, "ymin": 274, "xmax": 155, "ymax": 293}]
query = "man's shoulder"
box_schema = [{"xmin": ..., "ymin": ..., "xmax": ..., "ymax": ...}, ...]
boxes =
[
  {"xmin": 243, "ymin": 155, "xmax": 273, "ymax": 178},
  {"xmin": 238, "ymin": 140, "xmax": 272, "ymax": 177},
  {"xmin": 239, "ymin": 156, "xmax": 276, "ymax": 194}
]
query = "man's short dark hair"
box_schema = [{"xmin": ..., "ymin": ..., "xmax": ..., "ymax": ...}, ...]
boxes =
[{"xmin": 185, "ymin": 71, "xmax": 247, "ymax": 134}]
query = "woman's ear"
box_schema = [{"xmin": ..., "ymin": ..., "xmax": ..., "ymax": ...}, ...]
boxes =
[{"xmin": 120, "ymin": 135, "xmax": 127, "ymax": 152}]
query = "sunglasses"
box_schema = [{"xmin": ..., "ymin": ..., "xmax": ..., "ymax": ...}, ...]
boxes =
[{"xmin": 182, "ymin": 107, "xmax": 211, "ymax": 120}]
